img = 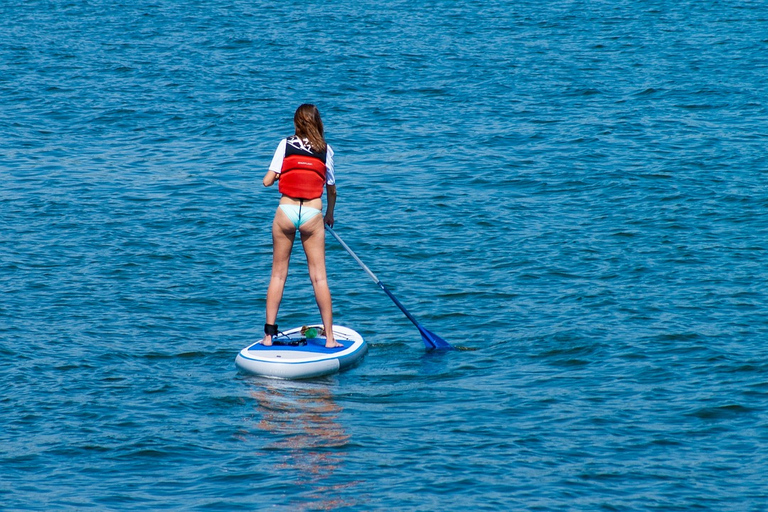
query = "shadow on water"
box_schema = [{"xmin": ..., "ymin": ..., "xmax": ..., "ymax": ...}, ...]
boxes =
[{"xmin": 246, "ymin": 378, "xmax": 362, "ymax": 511}]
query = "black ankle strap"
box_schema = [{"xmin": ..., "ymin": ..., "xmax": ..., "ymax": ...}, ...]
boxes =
[{"xmin": 264, "ymin": 323, "xmax": 278, "ymax": 336}]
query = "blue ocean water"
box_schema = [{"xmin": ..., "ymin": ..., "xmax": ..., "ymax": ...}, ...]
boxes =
[{"xmin": 2, "ymin": 0, "xmax": 768, "ymax": 510}]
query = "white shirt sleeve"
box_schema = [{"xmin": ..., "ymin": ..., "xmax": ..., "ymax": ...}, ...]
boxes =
[
  {"xmin": 268, "ymin": 139, "xmax": 287, "ymax": 174},
  {"xmin": 325, "ymin": 145, "xmax": 336, "ymax": 186}
]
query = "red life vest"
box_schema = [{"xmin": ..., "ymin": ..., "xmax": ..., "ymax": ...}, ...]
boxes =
[{"xmin": 278, "ymin": 137, "xmax": 327, "ymax": 200}]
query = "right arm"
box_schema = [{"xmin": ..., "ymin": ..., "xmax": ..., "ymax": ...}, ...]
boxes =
[
  {"xmin": 324, "ymin": 145, "xmax": 337, "ymax": 226},
  {"xmin": 324, "ymin": 185, "xmax": 336, "ymax": 227}
]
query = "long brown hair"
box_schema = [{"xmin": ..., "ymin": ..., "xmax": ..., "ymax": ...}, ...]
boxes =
[{"xmin": 293, "ymin": 104, "xmax": 326, "ymax": 153}]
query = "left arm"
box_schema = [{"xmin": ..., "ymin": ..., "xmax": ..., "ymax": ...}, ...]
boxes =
[
  {"xmin": 264, "ymin": 139, "xmax": 286, "ymax": 187},
  {"xmin": 263, "ymin": 170, "xmax": 278, "ymax": 187}
]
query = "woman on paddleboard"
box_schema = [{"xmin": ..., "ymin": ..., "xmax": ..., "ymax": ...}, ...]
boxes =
[{"xmin": 261, "ymin": 104, "xmax": 342, "ymax": 349}]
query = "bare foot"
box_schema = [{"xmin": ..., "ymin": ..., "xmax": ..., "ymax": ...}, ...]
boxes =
[
  {"xmin": 262, "ymin": 335, "xmax": 272, "ymax": 347},
  {"xmin": 325, "ymin": 338, "xmax": 343, "ymax": 349}
]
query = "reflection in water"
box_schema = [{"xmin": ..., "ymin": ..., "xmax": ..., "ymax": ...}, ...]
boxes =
[{"xmin": 248, "ymin": 379, "xmax": 359, "ymax": 511}]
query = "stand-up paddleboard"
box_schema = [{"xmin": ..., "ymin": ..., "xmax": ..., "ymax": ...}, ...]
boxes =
[{"xmin": 235, "ymin": 325, "xmax": 367, "ymax": 379}]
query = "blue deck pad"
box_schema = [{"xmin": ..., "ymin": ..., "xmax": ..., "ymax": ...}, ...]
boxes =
[{"xmin": 247, "ymin": 337, "xmax": 348, "ymax": 353}]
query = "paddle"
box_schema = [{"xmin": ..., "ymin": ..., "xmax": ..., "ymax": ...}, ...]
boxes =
[{"xmin": 325, "ymin": 225, "xmax": 453, "ymax": 350}]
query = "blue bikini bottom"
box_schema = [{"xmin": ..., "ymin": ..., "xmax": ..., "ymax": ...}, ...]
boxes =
[{"xmin": 279, "ymin": 204, "xmax": 322, "ymax": 229}]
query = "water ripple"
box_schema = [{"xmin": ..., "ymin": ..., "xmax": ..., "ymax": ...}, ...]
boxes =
[{"xmin": 2, "ymin": 0, "xmax": 768, "ymax": 510}]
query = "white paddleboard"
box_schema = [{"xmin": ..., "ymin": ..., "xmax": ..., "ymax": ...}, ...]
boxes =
[{"xmin": 235, "ymin": 325, "xmax": 367, "ymax": 379}]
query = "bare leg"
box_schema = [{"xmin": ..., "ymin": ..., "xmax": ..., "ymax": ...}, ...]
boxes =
[
  {"xmin": 299, "ymin": 215, "xmax": 342, "ymax": 348},
  {"xmin": 263, "ymin": 208, "xmax": 296, "ymax": 346}
]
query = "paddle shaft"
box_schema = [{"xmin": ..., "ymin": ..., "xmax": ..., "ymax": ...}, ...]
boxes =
[
  {"xmin": 325, "ymin": 226, "xmax": 422, "ymax": 327},
  {"xmin": 326, "ymin": 225, "xmax": 380, "ymax": 283}
]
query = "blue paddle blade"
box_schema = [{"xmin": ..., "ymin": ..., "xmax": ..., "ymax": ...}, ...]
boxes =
[
  {"xmin": 418, "ymin": 325, "xmax": 453, "ymax": 350},
  {"xmin": 325, "ymin": 227, "xmax": 454, "ymax": 351}
]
